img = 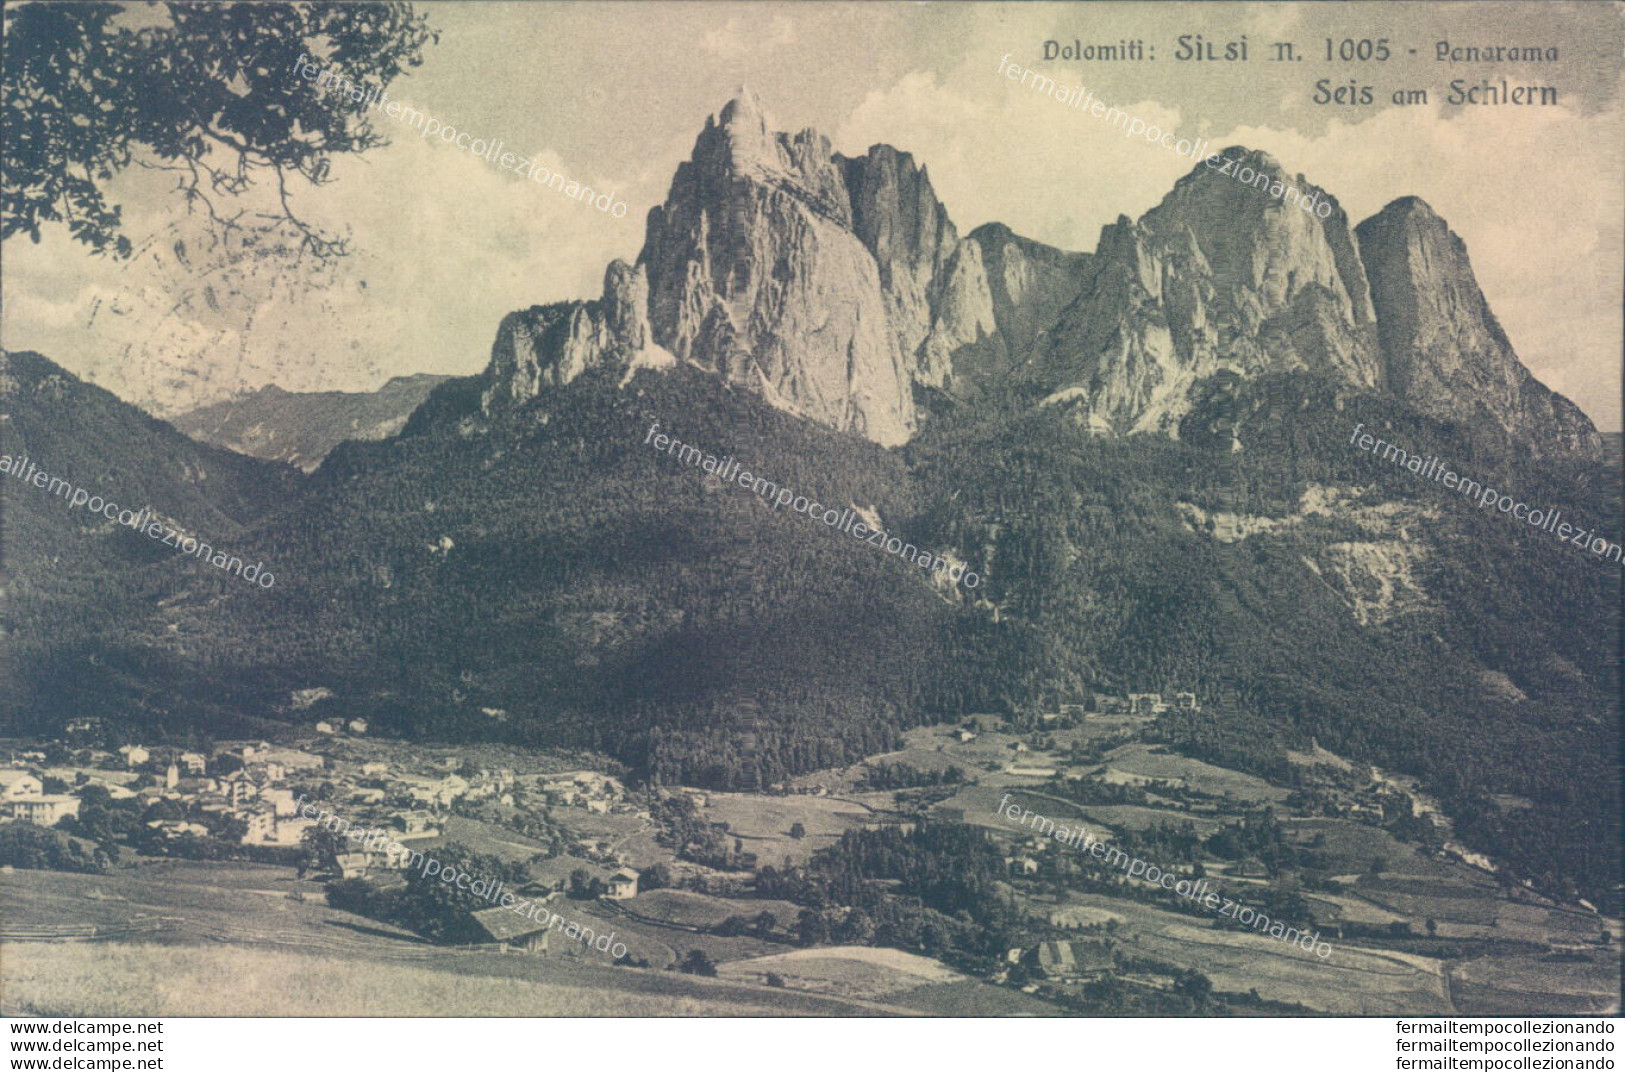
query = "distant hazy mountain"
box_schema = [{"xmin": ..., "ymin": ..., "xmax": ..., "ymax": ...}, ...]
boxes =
[{"xmin": 173, "ymin": 374, "xmax": 450, "ymax": 471}]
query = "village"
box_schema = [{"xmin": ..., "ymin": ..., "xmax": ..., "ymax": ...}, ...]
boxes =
[{"xmin": 1, "ymin": 689, "xmax": 1618, "ymax": 1015}]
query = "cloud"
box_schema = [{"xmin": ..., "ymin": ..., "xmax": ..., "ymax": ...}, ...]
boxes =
[{"xmin": 702, "ymin": 15, "xmax": 796, "ymax": 59}]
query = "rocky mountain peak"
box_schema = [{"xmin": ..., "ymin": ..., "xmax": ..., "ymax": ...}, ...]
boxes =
[
  {"xmin": 705, "ymin": 87, "xmax": 782, "ymax": 177},
  {"xmin": 1357, "ymin": 197, "xmax": 1601, "ymax": 458},
  {"xmin": 472, "ymin": 105, "xmax": 1598, "ymax": 458},
  {"xmin": 1031, "ymin": 146, "xmax": 1381, "ymax": 434}
]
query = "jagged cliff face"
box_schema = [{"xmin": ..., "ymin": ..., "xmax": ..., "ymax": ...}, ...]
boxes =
[
  {"xmin": 640, "ymin": 93, "xmax": 916, "ymax": 445},
  {"xmin": 479, "ymin": 91, "xmax": 1084, "ymax": 444},
  {"xmin": 481, "ymin": 260, "xmax": 672, "ymax": 416},
  {"xmin": 474, "ymin": 101, "xmax": 1598, "ymax": 459},
  {"xmin": 1037, "ymin": 149, "xmax": 1381, "ymax": 434},
  {"xmin": 1356, "ymin": 198, "xmax": 1602, "ymax": 460}
]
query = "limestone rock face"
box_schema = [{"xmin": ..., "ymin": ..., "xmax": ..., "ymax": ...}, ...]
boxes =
[
  {"xmin": 838, "ymin": 145, "xmax": 970, "ymax": 389},
  {"xmin": 480, "ymin": 260, "xmax": 668, "ymax": 416},
  {"xmin": 479, "ymin": 91, "xmax": 1093, "ymax": 443},
  {"xmin": 640, "ymin": 91, "xmax": 915, "ymax": 445},
  {"xmin": 1356, "ymin": 197, "xmax": 1601, "ymax": 459},
  {"xmin": 475, "ymin": 104, "xmax": 1597, "ymax": 459},
  {"xmin": 1037, "ymin": 149, "xmax": 1381, "ymax": 433}
]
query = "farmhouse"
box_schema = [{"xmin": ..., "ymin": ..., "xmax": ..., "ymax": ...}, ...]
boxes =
[
  {"xmin": 1028, "ymin": 940, "xmax": 1114, "ymax": 982},
  {"xmin": 334, "ymin": 853, "xmax": 370, "ymax": 879},
  {"xmin": 7, "ymin": 795, "xmax": 80, "ymax": 825},
  {"xmin": 605, "ymin": 867, "xmax": 640, "ymax": 900}
]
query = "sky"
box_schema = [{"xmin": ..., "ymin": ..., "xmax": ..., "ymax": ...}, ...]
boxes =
[{"xmin": 2, "ymin": 1, "xmax": 1620, "ymax": 430}]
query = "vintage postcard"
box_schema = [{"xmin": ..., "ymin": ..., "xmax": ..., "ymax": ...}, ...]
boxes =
[{"xmin": 1, "ymin": 0, "xmax": 1619, "ymax": 1051}]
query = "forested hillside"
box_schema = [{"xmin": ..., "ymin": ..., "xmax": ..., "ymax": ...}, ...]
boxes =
[{"xmin": 3, "ymin": 352, "xmax": 1617, "ymax": 903}]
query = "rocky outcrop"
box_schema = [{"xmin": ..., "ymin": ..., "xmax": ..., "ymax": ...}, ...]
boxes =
[
  {"xmin": 838, "ymin": 145, "xmax": 963, "ymax": 388},
  {"xmin": 1035, "ymin": 149, "xmax": 1381, "ymax": 434},
  {"xmin": 480, "ymin": 260, "xmax": 671, "ymax": 416},
  {"xmin": 639, "ymin": 91, "xmax": 915, "ymax": 445},
  {"xmin": 1356, "ymin": 197, "xmax": 1601, "ymax": 459},
  {"xmin": 480, "ymin": 91, "xmax": 1090, "ymax": 442}
]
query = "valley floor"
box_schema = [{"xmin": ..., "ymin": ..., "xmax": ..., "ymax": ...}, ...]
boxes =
[{"xmin": 2, "ymin": 715, "xmax": 1617, "ymax": 1017}]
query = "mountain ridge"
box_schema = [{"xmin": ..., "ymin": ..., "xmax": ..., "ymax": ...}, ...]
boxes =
[
  {"xmin": 471, "ymin": 98, "xmax": 1599, "ymax": 461},
  {"xmin": 172, "ymin": 373, "xmax": 452, "ymax": 471}
]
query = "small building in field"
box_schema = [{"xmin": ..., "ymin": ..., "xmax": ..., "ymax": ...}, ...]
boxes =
[
  {"xmin": 1231, "ymin": 857, "xmax": 1270, "ymax": 879},
  {"xmin": 1028, "ymin": 939, "xmax": 1114, "ymax": 982},
  {"xmin": 470, "ymin": 906, "xmax": 551, "ymax": 953},
  {"xmin": 605, "ymin": 867, "xmax": 640, "ymax": 900},
  {"xmin": 334, "ymin": 853, "xmax": 370, "ymax": 879},
  {"xmin": 394, "ymin": 811, "xmax": 438, "ymax": 835}
]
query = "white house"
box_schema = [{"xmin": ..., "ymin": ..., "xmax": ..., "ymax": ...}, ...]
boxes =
[
  {"xmin": 118, "ymin": 745, "xmax": 150, "ymax": 767},
  {"xmin": 260, "ymin": 787, "xmax": 298, "ymax": 817},
  {"xmin": 239, "ymin": 807, "xmax": 277, "ymax": 844},
  {"xmin": 7, "ymin": 795, "xmax": 79, "ymax": 825},
  {"xmin": 604, "ymin": 867, "xmax": 640, "ymax": 900},
  {"xmin": 0, "ymin": 771, "xmax": 44, "ymax": 802}
]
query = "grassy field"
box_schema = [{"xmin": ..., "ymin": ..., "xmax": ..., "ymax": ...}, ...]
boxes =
[
  {"xmin": 714, "ymin": 945, "xmax": 1057, "ymax": 1016},
  {"xmin": 929, "ymin": 786, "xmax": 1099, "ymax": 837},
  {"xmin": 422, "ymin": 815, "xmax": 547, "ymax": 864},
  {"xmin": 717, "ymin": 945, "xmax": 958, "ymax": 997},
  {"xmin": 1448, "ymin": 950, "xmax": 1621, "ymax": 1015},
  {"xmin": 1078, "ymin": 804, "xmax": 1223, "ymax": 835},
  {"xmin": 625, "ymin": 889, "xmax": 803, "ymax": 931},
  {"xmin": 698, "ymin": 792, "xmax": 874, "ymax": 865},
  {"xmin": 1097, "ymin": 744, "xmax": 1289, "ymax": 803},
  {"xmin": 0, "ymin": 941, "xmax": 917, "ymax": 1016},
  {"xmin": 1058, "ymin": 892, "xmax": 1453, "ymax": 1015}
]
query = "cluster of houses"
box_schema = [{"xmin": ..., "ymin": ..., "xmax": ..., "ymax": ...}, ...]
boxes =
[{"xmin": 1, "ymin": 734, "xmax": 638, "ymax": 862}]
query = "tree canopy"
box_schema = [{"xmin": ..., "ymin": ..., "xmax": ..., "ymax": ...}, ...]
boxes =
[{"xmin": 2, "ymin": 1, "xmax": 436, "ymax": 258}]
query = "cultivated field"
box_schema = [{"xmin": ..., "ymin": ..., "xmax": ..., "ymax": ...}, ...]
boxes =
[
  {"xmin": 1096, "ymin": 744, "xmax": 1289, "ymax": 803},
  {"xmin": 698, "ymin": 792, "xmax": 874, "ymax": 864}
]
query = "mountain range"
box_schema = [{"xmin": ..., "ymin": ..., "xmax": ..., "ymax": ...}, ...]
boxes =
[
  {"xmin": 482, "ymin": 90, "xmax": 1600, "ymax": 459},
  {"xmin": 172, "ymin": 374, "xmax": 451, "ymax": 471},
  {"xmin": 2, "ymin": 93, "xmax": 1617, "ymax": 905}
]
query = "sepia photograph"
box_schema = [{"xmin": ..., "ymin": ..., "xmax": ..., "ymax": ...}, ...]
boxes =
[{"xmin": 1, "ymin": 0, "xmax": 1620, "ymax": 1063}]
